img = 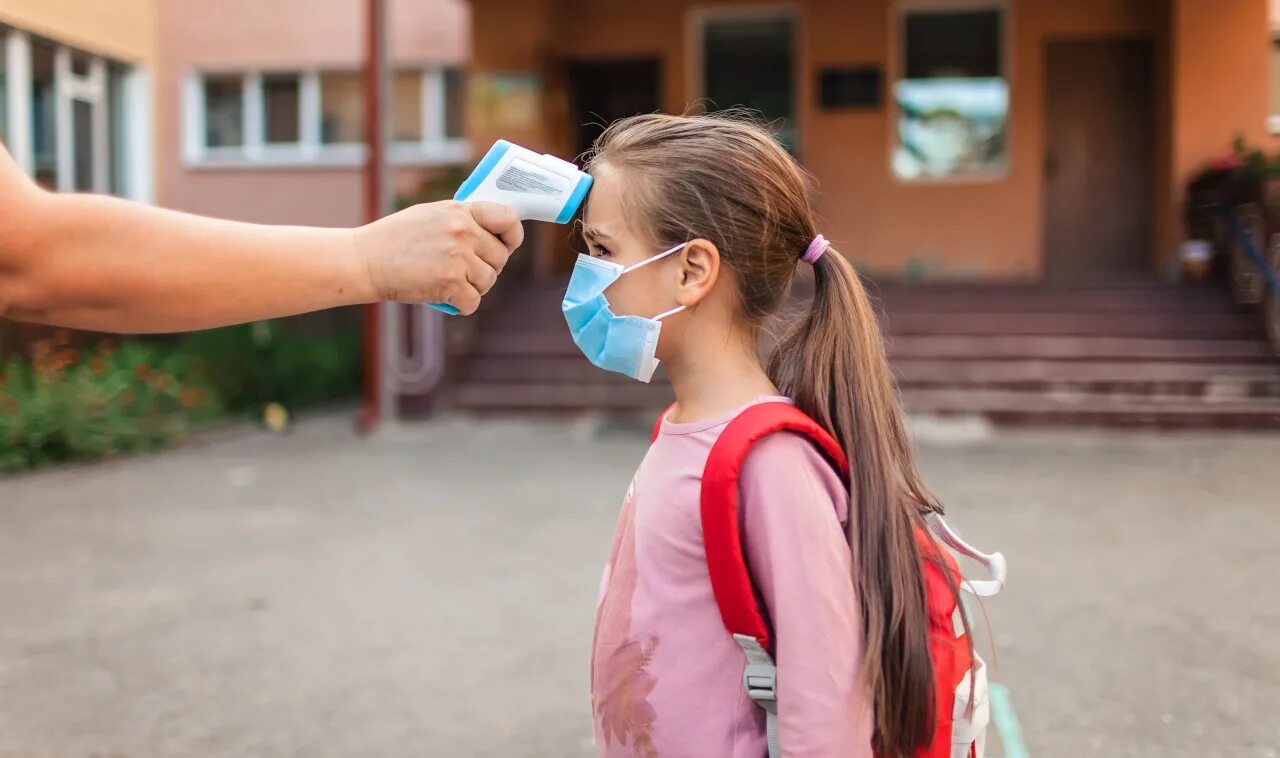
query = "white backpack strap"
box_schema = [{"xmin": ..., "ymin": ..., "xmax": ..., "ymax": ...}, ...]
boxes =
[
  {"xmin": 925, "ymin": 513, "xmax": 1007, "ymax": 598},
  {"xmin": 733, "ymin": 634, "xmax": 781, "ymax": 758}
]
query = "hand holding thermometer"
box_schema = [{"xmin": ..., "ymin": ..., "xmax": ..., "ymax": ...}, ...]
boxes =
[{"xmin": 428, "ymin": 140, "xmax": 593, "ymax": 314}]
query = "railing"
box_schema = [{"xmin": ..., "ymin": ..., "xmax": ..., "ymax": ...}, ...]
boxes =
[
  {"xmin": 1216, "ymin": 201, "xmax": 1280, "ymax": 353},
  {"xmin": 1221, "ymin": 203, "xmax": 1280, "ymax": 296}
]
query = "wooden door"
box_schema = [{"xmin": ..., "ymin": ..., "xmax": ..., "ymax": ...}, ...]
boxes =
[{"xmin": 1044, "ymin": 40, "xmax": 1155, "ymax": 281}]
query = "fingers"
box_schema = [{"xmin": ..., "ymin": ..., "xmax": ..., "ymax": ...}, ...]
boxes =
[
  {"xmin": 464, "ymin": 249, "xmax": 500, "ymax": 296},
  {"xmin": 470, "ymin": 221, "xmax": 511, "ymax": 274},
  {"xmin": 438, "ymin": 278, "xmax": 482, "ymax": 316},
  {"xmin": 466, "ymin": 201, "xmax": 525, "ymax": 253}
]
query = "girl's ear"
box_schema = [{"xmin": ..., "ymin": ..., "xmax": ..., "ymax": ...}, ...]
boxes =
[{"xmin": 675, "ymin": 238, "xmax": 720, "ymax": 308}]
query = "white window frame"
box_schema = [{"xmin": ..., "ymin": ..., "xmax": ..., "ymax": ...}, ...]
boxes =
[
  {"xmin": 185, "ymin": 67, "xmax": 470, "ymax": 170},
  {"xmin": 54, "ymin": 46, "xmax": 109, "ymax": 193},
  {"xmin": 2, "ymin": 28, "xmax": 150, "ymax": 200},
  {"xmin": 890, "ymin": 0, "xmax": 1012, "ymax": 185}
]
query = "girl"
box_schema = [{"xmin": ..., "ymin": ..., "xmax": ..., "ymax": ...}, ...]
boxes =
[{"xmin": 569, "ymin": 113, "xmax": 982, "ymax": 758}]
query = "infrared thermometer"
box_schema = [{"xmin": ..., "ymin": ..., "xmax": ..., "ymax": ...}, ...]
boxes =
[{"xmin": 428, "ymin": 140, "xmax": 593, "ymax": 314}]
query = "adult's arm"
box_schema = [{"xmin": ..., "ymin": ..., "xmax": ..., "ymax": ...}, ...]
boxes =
[{"xmin": 0, "ymin": 143, "xmax": 523, "ymax": 332}]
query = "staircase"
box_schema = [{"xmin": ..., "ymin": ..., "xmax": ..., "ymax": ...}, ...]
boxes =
[{"xmin": 447, "ymin": 281, "xmax": 1280, "ymax": 429}]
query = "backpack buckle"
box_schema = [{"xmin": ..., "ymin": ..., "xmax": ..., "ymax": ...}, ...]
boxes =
[{"xmin": 743, "ymin": 662, "xmax": 777, "ymax": 705}]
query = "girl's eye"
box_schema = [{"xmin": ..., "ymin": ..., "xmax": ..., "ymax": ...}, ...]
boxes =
[{"xmin": 588, "ymin": 243, "xmax": 612, "ymax": 259}]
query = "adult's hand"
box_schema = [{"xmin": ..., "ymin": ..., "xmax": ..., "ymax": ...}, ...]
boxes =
[
  {"xmin": 0, "ymin": 140, "xmax": 524, "ymax": 332},
  {"xmin": 355, "ymin": 200, "xmax": 524, "ymax": 315}
]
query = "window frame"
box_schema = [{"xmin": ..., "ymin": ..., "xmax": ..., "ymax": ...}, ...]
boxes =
[
  {"xmin": 184, "ymin": 67, "xmax": 470, "ymax": 170},
  {"xmin": 890, "ymin": 0, "xmax": 1012, "ymax": 185}
]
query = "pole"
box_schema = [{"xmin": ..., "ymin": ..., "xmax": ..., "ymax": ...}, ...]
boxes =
[{"xmin": 358, "ymin": 0, "xmax": 389, "ymax": 433}]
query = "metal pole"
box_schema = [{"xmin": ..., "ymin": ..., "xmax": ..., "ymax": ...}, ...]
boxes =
[{"xmin": 359, "ymin": 0, "xmax": 390, "ymax": 433}]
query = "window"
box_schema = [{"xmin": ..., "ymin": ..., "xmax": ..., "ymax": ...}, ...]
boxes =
[
  {"xmin": 893, "ymin": 7, "xmax": 1008, "ymax": 180},
  {"xmin": 393, "ymin": 70, "xmax": 424, "ymax": 142},
  {"xmin": 187, "ymin": 67, "xmax": 469, "ymax": 167},
  {"xmin": 203, "ymin": 75, "xmax": 244, "ymax": 148},
  {"xmin": 701, "ymin": 14, "xmax": 796, "ymax": 152},
  {"xmin": 108, "ymin": 63, "xmax": 128, "ymax": 196},
  {"xmin": 320, "ymin": 71, "xmax": 364, "ymax": 144},
  {"xmin": 263, "ymin": 74, "xmax": 301, "ymax": 144},
  {"xmin": 72, "ymin": 99, "xmax": 94, "ymax": 191},
  {"xmin": 1270, "ymin": 36, "xmax": 1280, "ymax": 133},
  {"xmin": 31, "ymin": 40, "xmax": 57, "ymax": 188},
  {"xmin": 1, "ymin": 31, "xmax": 143, "ymax": 198},
  {"xmin": 443, "ymin": 68, "xmax": 466, "ymax": 140},
  {"xmin": 70, "ymin": 50, "xmax": 91, "ymax": 77}
]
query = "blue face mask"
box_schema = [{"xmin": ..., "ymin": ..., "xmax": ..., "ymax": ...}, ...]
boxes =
[{"xmin": 561, "ymin": 243, "xmax": 688, "ymax": 383}]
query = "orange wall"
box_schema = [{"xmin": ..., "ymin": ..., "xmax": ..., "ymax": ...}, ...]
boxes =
[
  {"xmin": 0, "ymin": 0, "xmax": 156, "ymax": 63},
  {"xmin": 472, "ymin": 0, "xmax": 1179, "ymax": 279},
  {"xmin": 1170, "ymin": 0, "xmax": 1272, "ymax": 251},
  {"xmin": 154, "ymin": 0, "xmax": 468, "ymax": 226},
  {"xmin": 468, "ymin": 0, "xmax": 555, "ymax": 151}
]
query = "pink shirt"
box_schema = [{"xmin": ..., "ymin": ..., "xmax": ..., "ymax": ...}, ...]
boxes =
[{"xmin": 591, "ymin": 398, "xmax": 873, "ymax": 758}]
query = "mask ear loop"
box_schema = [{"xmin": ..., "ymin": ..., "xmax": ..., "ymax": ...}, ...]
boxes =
[
  {"xmin": 620, "ymin": 242, "xmax": 689, "ymax": 275},
  {"xmin": 653, "ymin": 305, "xmax": 686, "ymax": 321}
]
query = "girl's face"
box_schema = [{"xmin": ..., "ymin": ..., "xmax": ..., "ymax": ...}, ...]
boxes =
[{"xmin": 580, "ymin": 165, "xmax": 685, "ymax": 339}]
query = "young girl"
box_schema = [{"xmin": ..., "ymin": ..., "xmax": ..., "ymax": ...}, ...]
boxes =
[{"xmin": 569, "ymin": 113, "xmax": 983, "ymax": 758}]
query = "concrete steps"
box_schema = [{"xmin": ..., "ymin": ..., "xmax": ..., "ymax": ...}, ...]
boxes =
[{"xmin": 446, "ymin": 282, "xmax": 1280, "ymax": 429}]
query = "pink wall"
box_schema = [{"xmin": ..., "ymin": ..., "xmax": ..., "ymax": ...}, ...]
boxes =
[{"xmin": 155, "ymin": 0, "xmax": 469, "ymax": 226}]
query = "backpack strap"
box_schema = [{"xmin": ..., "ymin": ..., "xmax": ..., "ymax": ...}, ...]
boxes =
[{"xmin": 701, "ymin": 402, "xmax": 849, "ymax": 758}]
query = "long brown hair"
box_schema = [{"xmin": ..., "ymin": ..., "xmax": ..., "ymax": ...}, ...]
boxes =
[{"xmin": 588, "ymin": 111, "xmax": 950, "ymax": 756}]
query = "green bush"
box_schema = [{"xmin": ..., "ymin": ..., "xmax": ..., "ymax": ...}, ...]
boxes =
[
  {"xmin": 181, "ymin": 318, "xmax": 361, "ymax": 414},
  {"xmin": 0, "ymin": 317, "xmax": 363, "ymax": 474},
  {"xmin": 0, "ymin": 336, "xmax": 222, "ymax": 473}
]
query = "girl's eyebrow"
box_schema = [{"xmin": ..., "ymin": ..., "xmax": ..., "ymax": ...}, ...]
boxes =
[{"xmin": 584, "ymin": 228, "xmax": 614, "ymax": 242}]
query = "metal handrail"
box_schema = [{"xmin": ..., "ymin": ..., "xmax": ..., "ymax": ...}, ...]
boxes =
[{"xmin": 1220, "ymin": 203, "xmax": 1280, "ymax": 295}]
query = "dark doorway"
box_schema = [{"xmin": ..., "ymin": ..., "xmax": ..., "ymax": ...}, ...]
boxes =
[
  {"xmin": 560, "ymin": 58, "xmax": 661, "ymax": 272},
  {"xmin": 568, "ymin": 58, "xmax": 661, "ymax": 160},
  {"xmin": 1044, "ymin": 39, "xmax": 1155, "ymax": 281}
]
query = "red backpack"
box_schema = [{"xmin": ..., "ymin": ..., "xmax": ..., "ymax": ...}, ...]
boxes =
[{"xmin": 654, "ymin": 402, "xmax": 1005, "ymax": 758}]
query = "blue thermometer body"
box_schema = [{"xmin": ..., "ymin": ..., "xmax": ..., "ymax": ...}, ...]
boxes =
[{"xmin": 427, "ymin": 140, "xmax": 593, "ymax": 314}]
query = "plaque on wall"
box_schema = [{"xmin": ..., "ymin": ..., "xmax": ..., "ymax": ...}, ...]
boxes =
[{"xmin": 818, "ymin": 67, "xmax": 882, "ymax": 110}]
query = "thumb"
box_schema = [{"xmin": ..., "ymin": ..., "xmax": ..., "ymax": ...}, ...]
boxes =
[{"xmin": 465, "ymin": 201, "xmax": 524, "ymax": 253}]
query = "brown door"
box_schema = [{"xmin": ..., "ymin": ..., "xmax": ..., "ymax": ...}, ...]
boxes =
[{"xmin": 1044, "ymin": 40, "xmax": 1154, "ymax": 281}]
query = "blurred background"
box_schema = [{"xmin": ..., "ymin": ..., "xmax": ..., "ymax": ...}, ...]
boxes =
[{"xmin": 1, "ymin": 1, "xmax": 1279, "ymax": 756}]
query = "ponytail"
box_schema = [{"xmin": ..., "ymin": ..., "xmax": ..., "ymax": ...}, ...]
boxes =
[{"xmin": 767, "ymin": 250, "xmax": 942, "ymax": 756}]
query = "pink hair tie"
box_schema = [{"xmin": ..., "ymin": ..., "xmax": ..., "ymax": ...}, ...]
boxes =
[{"xmin": 801, "ymin": 234, "xmax": 830, "ymax": 265}]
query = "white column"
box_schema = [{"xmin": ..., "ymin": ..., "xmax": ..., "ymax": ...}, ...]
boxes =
[
  {"xmin": 4, "ymin": 30, "xmax": 33, "ymax": 174},
  {"xmin": 422, "ymin": 67, "xmax": 445, "ymax": 153},
  {"xmin": 53, "ymin": 46, "xmax": 73, "ymax": 191},
  {"xmin": 124, "ymin": 67, "xmax": 154, "ymax": 203},
  {"xmin": 243, "ymin": 72, "xmax": 263, "ymax": 159},
  {"xmin": 299, "ymin": 70, "xmax": 321, "ymax": 157},
  {"xmin": 182, "ymin": 72, "xmax": 204, "ymax": 164}
]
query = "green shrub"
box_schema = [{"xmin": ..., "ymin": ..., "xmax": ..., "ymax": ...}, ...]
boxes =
[
  {"xmin": 180, "ymin": 317, "xmax": 361, "ymax": 414},
  {"xmin": 0, "ymin": 316, "xmax": 363, "ymax": 474},
  {"xmin": 0, "ymin": 336, "xmax": 221, "ymax": 473}
]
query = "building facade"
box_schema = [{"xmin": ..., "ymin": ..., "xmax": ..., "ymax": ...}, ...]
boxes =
[
  {"xmin": 468, "ymin": 0, "xmax": 1275, "ymax": 283},
  {"xmin": 0, "ymin": 0, "xmax": 156, "ymax": 203},
  {"xmin": 156, "ymin": 0, "xmax": 470, "ymax": 227}
]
